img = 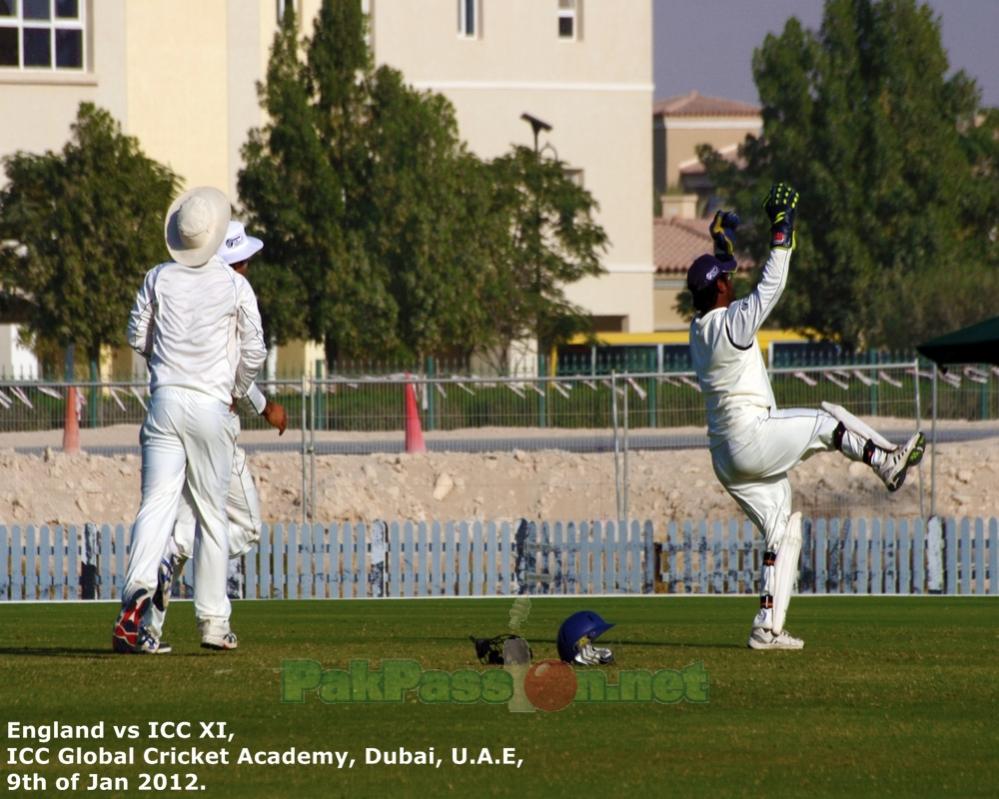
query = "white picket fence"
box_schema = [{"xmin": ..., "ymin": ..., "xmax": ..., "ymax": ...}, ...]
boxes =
[
  {"xmin": 0, "ymin": 517, "xmax": 996, "ymax": 601},
  {"xmin": 658, "ymin": 516, "xmax": 998, "ymax": 595}
]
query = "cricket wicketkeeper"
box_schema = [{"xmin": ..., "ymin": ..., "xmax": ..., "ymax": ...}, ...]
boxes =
[{"xmin": 686, "ymin": 182, "xmax": 925, "ymax": 650}]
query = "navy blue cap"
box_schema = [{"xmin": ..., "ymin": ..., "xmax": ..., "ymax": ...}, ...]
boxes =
[{"xmin": 686, "ymin": 253, "xmax": 736, "ymax": 293}]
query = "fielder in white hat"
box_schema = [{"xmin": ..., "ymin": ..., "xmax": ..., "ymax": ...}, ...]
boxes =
[
  {"xmin": 145, "ymin": 218, "xmax": 287, "ymax": 652},
  {"xmin": 217, "ymin": 220, "xmax": 264, "ymax": 266},
  {"xmin": 115, "ymin": 188, "xmax": 267, "ymax": 654},
  {"xmin": 164, "ymin": 186, "xmax": 232, "ymax": 267}
]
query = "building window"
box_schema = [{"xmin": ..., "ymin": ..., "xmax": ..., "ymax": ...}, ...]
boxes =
[
  {"xmin": 558, "ymin": 0, "xmax": 580, "ymax": 40},
  {"xmin": 457, "ymin": 0, "xmax": 478, "ymax": 38},
  {"xmin": 0, "ymin": 0, "xmax": 85, "ymax": 69},
  {"xmin": 564, "ymin": 168, "xmax": 584, "ymax": 187}
]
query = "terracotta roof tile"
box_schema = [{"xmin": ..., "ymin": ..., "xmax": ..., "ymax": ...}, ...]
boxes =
[
  {"xmin": 654, "ymin": 90, "xmax": 761, "ymax": 118},
  {"xmin": 654, "ymin": 216, "xmax": 753, "ymax": 274}
]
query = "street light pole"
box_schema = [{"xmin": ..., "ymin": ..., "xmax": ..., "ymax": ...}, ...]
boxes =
[
  {"xmin": 520, "ymin": 112, "xmax": 552, "ymax": 155},
  {"xmin": 520, "ymin": 113, "xmax": 554, "ymax": 380}
]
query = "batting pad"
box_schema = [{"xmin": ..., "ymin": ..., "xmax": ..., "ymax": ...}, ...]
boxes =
[
  {"xmin": 821, "ymin": 401, "xmax": 894, "ymax": 452},
  {"xmin": 771, "ymin": 512, "xmax": 802, "ymax": 634}
]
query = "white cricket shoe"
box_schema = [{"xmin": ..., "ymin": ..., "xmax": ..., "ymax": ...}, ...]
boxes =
[
  {"xmin": 573, "ymin": 643, "xmax": 614, "ymax": 665},
  {"xmin": 876, "ymin": 432, "xmax": 926, "ymax": 492},
  {"xmin": 199, "ymin": 621, "xmax": 238, "ymax": 651},
  {"xmin": 747, "ymin": 628, "xmax": 804, "ymax": 650},
  {"xmin": 137, "ymin": 628, "xmax": 172, "ymax": 655}
]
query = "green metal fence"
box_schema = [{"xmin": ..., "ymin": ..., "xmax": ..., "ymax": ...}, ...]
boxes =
[{"xmin": 1, "ymin": 359, "xmax": 998, "ymax": 436}]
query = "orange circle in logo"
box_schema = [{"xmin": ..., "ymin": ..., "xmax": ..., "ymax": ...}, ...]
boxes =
[{"xmin": 524, "ymin": 659, "xmax": 577, "ymax": 712}]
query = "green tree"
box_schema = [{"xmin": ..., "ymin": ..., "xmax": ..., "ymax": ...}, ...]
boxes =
[
  {"xmin": 237, "ymin": 1, "xmax": 355, "ymax": 358},
  {"xmin": 0, "ymin": 102, "xmax": 179, "ymax": 373},
  {"xmin": 485, "ymin": 146, "xmax": 607, "ymax": 362},
  {"xmin": 240, "ymin": 0, "xmax": 472, "ymax": 364},
  {"xmin": 698, "ymin": 0, "xmax": 999, "ymax": 349},
  {"xmin": 239, "ymin": 0, "xmax": 608, "ymax": 368}
]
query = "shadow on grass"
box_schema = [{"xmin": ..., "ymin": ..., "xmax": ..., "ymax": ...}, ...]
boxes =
[
  {"xmin": 0, "ymin": 646, "xmax": 211, "ymax": 658},
  {"xmin": 627, "ymin": 640, "xmax": 745, "ymax": 650}
]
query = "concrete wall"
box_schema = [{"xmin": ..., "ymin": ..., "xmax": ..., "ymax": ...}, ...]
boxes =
[
  {"xmin": 123, "ymin": 1, "xmax": 230, "ymax": 192},
  {"xmin": 654, "ymin": 277, "xmax": 688, "ymax": 332},
  {"xmin": 0, "ymin": 324, "xmax": 38, "ymax": 378}
]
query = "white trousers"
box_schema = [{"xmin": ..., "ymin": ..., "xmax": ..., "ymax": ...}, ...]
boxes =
[
  {"xmin": 710, "ymin": 408, "xmax": 840, "ymax": 549},
  {"xmin": 712, "ymin": 407, "xmax": 875, "ymax": 631},
  {"xmin": 122, "ymin": 386, "xmax": 237, "ymax": 624},
  {"xmin": 174, "ymin": 444, "xmax": 262, "ymax": 560}
]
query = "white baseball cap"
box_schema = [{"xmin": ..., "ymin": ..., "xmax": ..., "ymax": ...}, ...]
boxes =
[
  {"xmin": 217, "ymin": 220, "xmax": 264, "ymax": 265},
  {"xmin": 164, "ymin": 186, "xmax": 231, "ymax": 267}
]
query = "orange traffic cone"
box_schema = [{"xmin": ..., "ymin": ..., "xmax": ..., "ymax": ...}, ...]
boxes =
[
  {"xmin": 404, "ymin": 380, "xmax": 426, "ymax": 454},
  {"xmin": 63, "ymin": 385, "xmax": 80, "ymax": 454}
]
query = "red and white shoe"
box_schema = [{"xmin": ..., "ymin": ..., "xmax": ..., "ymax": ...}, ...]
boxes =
[{"xmin": 112, "ymin": 591, "xmax": 151, "ymax": 654}]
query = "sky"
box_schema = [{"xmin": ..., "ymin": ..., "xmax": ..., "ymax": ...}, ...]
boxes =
[{"xmin": 653, "ymin": 0, "xmax": 999, "ymax": 107}]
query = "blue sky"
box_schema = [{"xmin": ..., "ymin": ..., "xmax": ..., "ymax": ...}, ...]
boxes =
[{"xmin": 653, "ymin": 0, "xmax": 999, "ymax": 107}]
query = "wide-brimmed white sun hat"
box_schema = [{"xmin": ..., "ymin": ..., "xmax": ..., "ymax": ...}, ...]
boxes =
[
  {"xmin": 164, "ymin": 187, "xmax": 231, "ymax": 267},
  {"xmin": 217, "ymin": 220, "xmax": 264, "ymax": 265}
]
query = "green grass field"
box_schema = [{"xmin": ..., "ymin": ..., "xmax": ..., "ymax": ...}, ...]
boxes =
[{"xmin": 1, "ymin": 597, "xmax": 997, "ymax": 798}]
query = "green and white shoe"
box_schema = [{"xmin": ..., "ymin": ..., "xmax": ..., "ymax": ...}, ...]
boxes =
[{"xmin": 877, "ymin": 432, "xmax": 926, "ymax": 492}]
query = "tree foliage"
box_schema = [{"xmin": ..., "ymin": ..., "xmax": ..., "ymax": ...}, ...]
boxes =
[
  {"xmin": 239, "ymin": 0, "xmax": 606, "ymax": 366},
  {"xmin": 0, "ymin": 102, "xmax": 179, "ymax": 366},
  {"xmin": 698, "ymin": 0, "xmax": 999, "ymax": 349},
  {"xmin": 484, "ymin": 146, "xmax": 607, "ymax": 354}
]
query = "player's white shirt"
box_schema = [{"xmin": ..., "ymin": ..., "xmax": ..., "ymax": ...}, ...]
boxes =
[
  {"xmin": 127, "ymin": 255, "xmax": 267, "ymax": 405},
  {"xmin": 689, "ymin": 248, "xmax": 792, "ymax": 451}
]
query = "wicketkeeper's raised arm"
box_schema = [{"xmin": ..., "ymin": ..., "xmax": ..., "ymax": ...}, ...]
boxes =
[
  {"xmin": 231, "ymin": 276, "xmax": 267, "ymax": 400},
  {"xmin": 725, "ymin": 182, "xmax": 799, "ymax": 348},
  {"xmin": 127, "ymin": 265, "xmax": 163, "ymax": 359}
]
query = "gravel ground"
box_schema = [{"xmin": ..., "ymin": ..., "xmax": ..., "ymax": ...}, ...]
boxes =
[{"xmin": 1, "ymin": 421, "xmax": 995, "ymax": 528}]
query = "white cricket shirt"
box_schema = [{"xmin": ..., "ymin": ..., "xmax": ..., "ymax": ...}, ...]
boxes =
[
  {"xmin": 127, "ymin": 256, "xmax": 267, "ymax": 405},
  {"xmin": 689, "ymin": 247, "xmax": 792, "ymax": 451}
]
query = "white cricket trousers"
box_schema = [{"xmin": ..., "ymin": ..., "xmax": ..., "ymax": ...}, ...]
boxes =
[
  {"xmin": 122, "ymin": 386, "xmax": 238, "ymax": 624},
  {"xmin": 710, "ymin": 408, "xmax": 840, "ymax": 548},
  {"xmin": 173, "ymin": 444, "xmax": 261, "ymax": 561}
]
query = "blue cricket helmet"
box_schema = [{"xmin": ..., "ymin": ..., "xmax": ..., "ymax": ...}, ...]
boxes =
[{"xmin": 557, "ymin": 610, "xmax": 615, "ymax": 664}]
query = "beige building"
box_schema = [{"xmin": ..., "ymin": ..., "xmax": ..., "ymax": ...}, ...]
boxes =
[
  {"xmin": 651, "ymin": 90, "xmax": 761, "ymax": 331},
  {"xmin": 0, "ymin": 0, "xmax": 653, "ymax": 376},
  {"xmin": 653, "ymin": 90, "xmax": 761, "ymax": 219}
]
